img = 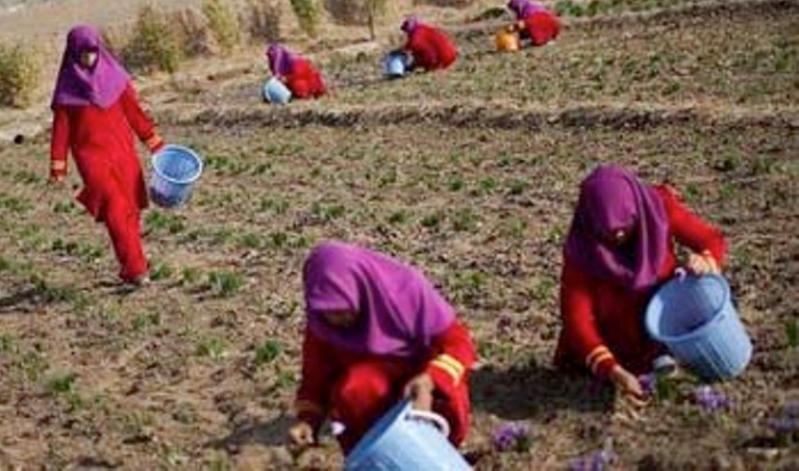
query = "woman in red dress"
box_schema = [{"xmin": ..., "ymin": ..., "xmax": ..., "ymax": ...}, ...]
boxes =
[
  {"xmin": 400, "ymin": 16, "xmax": 458, "ymax": 72},
  {"xmin": 507, "ymin": 0, "xmax": 560, "ymax": 47},
  {"xmin": 50, "ymin": 25, "xmax": 164, "ymax": 287},
  {"xmin": 288, "ymin": 241, "xmax": 477, "ymax": 454},
  {"xmin": 266, "ymin": 44, "xmax": 327, "ymax": 100},
  {"xmin": 555, "ymin": 165, "xmax": 726, "ymax": 402}
]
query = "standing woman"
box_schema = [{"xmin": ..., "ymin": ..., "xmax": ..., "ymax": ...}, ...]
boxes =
[
  {"xmin": 400, "ymin": 16, "xmax": 458, "ymax": 72},
  {"xmin": 50, "ymin": 25, "xmax": 164, "ymax": 287},
  {"xmin": 288, "ymin": 241, "xmax": 477, "ymax": 454},
  {"xmin": 507, "ymin": 0, "xmax": 560, "ymax": 47},
  {"xmin": 266, "ymin": 44, "xmax": 327, "ymax": 100},
  {"xmin": 555, "ymin": 165, "xmax": 726, "ymax": 402}
]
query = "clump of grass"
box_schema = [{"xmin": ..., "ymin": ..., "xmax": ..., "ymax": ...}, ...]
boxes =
[
  {"xmin": 46, "ymin": 372, "xmax": 77, "ymax": 394},
  {"xmin": 202, "ymin": 0, "xmax": 241, "ymax": 53},
  {"xmin": 145, "ymin": 211, "xmax": 185, "ymax": 235},
  {"xmin": 420, "ymin": 213, "xmax": 441, "ymax": 229},
  {"xmin": 786, "ymin": 316, "xmax": 798, "ymax": 348},
  {"xmin": 150, "ymin": 262, "xmax": 174, "ymax": 281},
  {"xmin": 196, "ymin": 336, "xmax": 228, "ymax": 360},
  {"xmin": 0, "ymin": 43, "xmax": 39, "ymax": 108},
  {"xmin": 254, "ymin": 339, "xmax": 283, "ymax": 366},
  {"xmin": 290, "ymin": 0, "xmax": 319, "ymax": 38},
  {"xmin": 245, "ymin": 0, "xmax": 282, "ymax": 43},
  {"xmin": 122, "ymin": 5, "xmax": 182, "ymax": 73},
  {"xmin": 207, "ymin": 271, "xmax": 243, "ymax": 297}
]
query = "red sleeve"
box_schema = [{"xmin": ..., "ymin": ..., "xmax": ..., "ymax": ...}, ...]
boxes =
[
  {"xmin": 119, "ymin": 83, "xmax": 164, "ymax": 152},
  {"xmin": 295, "ymin": 328, "xmax": 339, "ymax": 432},
  {"xmin": 424, "ymin": 320, "xmax": 477, "ymax": 397},
  {"xmin": 559, "ymin": 260, "xmax": 619, "ymax": 379},
  {"xmin": 404, "ymin": 28, "xmax": 440, "ymax": 70},
  {"xmin": 656, "ymin": 185, "xmax": 727, "ymax": 267},
  {"xmin": 50, "ymin": 107, "xmax": 70, "ymax": 179}
]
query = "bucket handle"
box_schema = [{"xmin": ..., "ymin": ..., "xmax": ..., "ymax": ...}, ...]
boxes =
[{"xmin": 405, "ymin": 409, "xmax": 451, "ymax": 438}]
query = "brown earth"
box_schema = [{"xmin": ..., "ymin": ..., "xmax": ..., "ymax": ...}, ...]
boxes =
[{"xmin": 0, "ymin": 0, "xmax": 797, "ymax": 469}]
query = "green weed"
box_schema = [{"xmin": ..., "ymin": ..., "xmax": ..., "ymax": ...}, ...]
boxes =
[
  {"xmin": 196, "ymin": 336, "xmax": 228, "ymax": 360},
  {"xmin": 254, "ymin": 339, "xmax": 283, "ymax": 366},
  {"xmin": 207, "ymin": 271, "xmax": 243, "ymax": 297},
  {"xmin": 123, "ymin": 4, "xmax": 182, "ymax": 73}
]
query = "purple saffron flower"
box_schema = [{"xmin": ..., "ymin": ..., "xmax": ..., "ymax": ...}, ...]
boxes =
[
  {"xmin": 694, "ymin": 385, "xmax": 729, "ymax": 411},
  {"xmin": 491, "ymin": 422, "xmax": 529, "ymax": 452},
  {"xmin": 570, "ymin": 449, "xmax": 615, "ymax": 471},
  {"xmin": 638, "ymin": 373, "xmax": 656, "ymax": 397},
  {"xmin": 767, "ymin": 402, "xmax": 799, "ymax": 434}
]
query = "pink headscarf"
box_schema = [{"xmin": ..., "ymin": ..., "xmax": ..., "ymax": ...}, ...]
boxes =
[
  {"xmin": 51, "ymin": 25, "xmax": 130, "ymax": 109},
  {"xmin": 564, "ymin": 165, "xmax": 670, "ymax": 291},
  {"xmin": 266, "ymin": 43, "xmax": 296, "ymax": 77},
  {"xmin": 401, "ymin": 16, "xmax": 421, "ymax": 35},
  {"xmin": 303, "ymin": 241, "xmax": 456, "ymax": 358},
  {"xmin": 507, "ymin": 0, "xmax": 546, "ymax": 19}
]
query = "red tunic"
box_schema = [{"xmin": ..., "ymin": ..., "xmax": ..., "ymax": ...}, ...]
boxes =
[
  {"xmin": 519, "ymin": 11, "xmax": 560, "ymax": 46},
  {"xmin": 555, "ymin": 186, "xmax": 727, "ymax": 379},
  {"xmin": 285, "ymin": 58, "xmax": 327, "ymax": 99},
  {"xmin": 404, "ymin": 24, "xmax": 458, "ymax": 71},
  {"xmin": 50, "ymin": 82, "xmax": 162, "ymax": 222},
  {"xmin": 51, "ymin": 82, "xmax": 162, "ymax": 282},
  {"xmin": 295, "ymin": 320, "xmax": 476, "ymax": 453}
]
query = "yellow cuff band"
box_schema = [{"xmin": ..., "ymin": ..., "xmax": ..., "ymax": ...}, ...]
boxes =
[
  {"xmin": 431, "ymin": 354, "xmax": 466, "ymax": 384},
  {"xmin": 294, "ymin": 399, "xmax": 323, "ymax": 415}
]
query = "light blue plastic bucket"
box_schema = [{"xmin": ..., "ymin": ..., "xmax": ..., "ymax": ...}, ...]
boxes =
[
  {"xmin": 645, "ymin": 274, "xmax": 752, "ymax": 382},
  {"xmin": 344, "ymin": 399, "xmax": 472, "ymax": 471},
  {"xmin": 149, "ymin": 145, "xmax": 203, "ymax": 209},
  {"xmin": 262, "ymin": 77, "xmax": 292, "ymax": 104},
  {"xmin": 383, "ymin": 51, "xmax": 408, "ymax": 79}
]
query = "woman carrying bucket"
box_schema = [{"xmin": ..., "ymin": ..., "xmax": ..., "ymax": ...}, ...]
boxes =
[
  {"xmin": 266, "ymin": 44, "xmax": 327, "ymax": 100},
  {"xmin": 507, "ymin": 0, "xmax": 560, "ymax": 47},
  {"xmin": 399, "ymin": 16, "xmax": 458, "ymax": 72},
  {"xmin": 554, "ymin": 165, "xmax": 726, "ymax": 403},
  {"xmin": 49, "ymin": 25, "xmax": 165, "ymax": 288},
  {"xmin": 288, "ymin": 241, "xmax": 477, "ymax": 454}
]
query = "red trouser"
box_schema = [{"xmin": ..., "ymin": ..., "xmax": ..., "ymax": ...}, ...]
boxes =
[
  {"xmin": 105, "ymin": 195, "xmax": 147, "ymax": 282},
  {"xmin": 329, "ymin": 359, "xmax": 468, "ymax": 455}
]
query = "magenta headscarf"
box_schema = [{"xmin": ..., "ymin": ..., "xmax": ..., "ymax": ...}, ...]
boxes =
[
  {"xmin": 51, "ymin": 25, "xmax": 130, "ymax": 109},
  {"xmin": 564, "ymin": 165, "xmax": 670, "ymax": 291},
  {"xmin": 507, "ymin": 0, "xmax": 546, "ymax": 19},
  {"xmin": 303, "ymin": 241, "xmax": 456, "ymax": 358},
  {"xmin": 266, "ymin": 44, "xmax": 296, "ymax": 77},
  {"xmin": 401, "ymin": 16, "xmax": 421, "ymax": 35}
]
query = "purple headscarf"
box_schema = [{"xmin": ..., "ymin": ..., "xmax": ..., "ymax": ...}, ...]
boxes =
[
  {"xmin": 51, "ymin": 25, "xmax": 130, "ymax": 109},
  {"xmin": 401, "ymin": 16, "xmax": 420, "ymax": 35},
  {"xmin": 303, "ymin": 241, "xmax": 456, "ymax": 358},
  {"xmin": 266, "ymin": 44, "xmax": 296, "ymax": 77},
  {"xmin": 507, "ymin": 0, "xmax": 546, "ymax": 19},
  {"xmin": 564, "ymin": 165, "xmax": 670, "ymax": 291}
]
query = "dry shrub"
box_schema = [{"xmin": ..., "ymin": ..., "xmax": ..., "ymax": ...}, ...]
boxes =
[
  {"xmin": 244, "ymin": 0, "xmax": 282, "ymax": 43},
  {"xmin": 323, "ymin": 0, "xmax": 386, "ymax": 39},
  {"xmin": 174, "ymin": 8, "xmax": 215, "ymax": 57},
  {"xmin": 289, "ymin": 0, "xmax": 319, "ymax": 38},
  {"xmin": 202, "ymin": 0, "xmax": 241, "ymax": 52},
  {"xmin": 0, "ymin": 43, "xmax": 39, "ymax": 108},
  {"xmin": 413, "ymin": 0, "xmax": 476, "ymax": 7},
  {"xmin": 122, "ymin": 4, "xmax": 182, "ymax": 73}
]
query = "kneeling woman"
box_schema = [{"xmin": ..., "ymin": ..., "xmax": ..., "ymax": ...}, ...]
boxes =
[
  {"xmin": 507, "ymin": 0, "xmax": 560, "ymax": 47},
  {"xmin": 289, "ymin": 241, "xmax": 477, "ymax": 454},
  {"xmin": 266, "ymin": 44, "xmax": 327, "ymax": 99},
  {"xmin": 400, "ymin": 16, "xmax": 458, "ymax": 72},
  {"xmin": 555, "ymin": 165, "xmax": 726, "ymax": 402}
]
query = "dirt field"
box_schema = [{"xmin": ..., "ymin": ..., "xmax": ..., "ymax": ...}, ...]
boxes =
[{"xmin": 0, "ymin": 0, "xmax": 797, "ymax": 469}]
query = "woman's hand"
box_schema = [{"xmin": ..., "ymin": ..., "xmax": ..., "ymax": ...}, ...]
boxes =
[
  {"xmin": 404, "ymin": 373, "xmax": 435, "ymax": 411},
  {"xmin": 609, "ymin": 365, "xmax": 648, "ymax": 407},
  {"xmin": 287, "ymin": 420, "xmax": 316, "ymax": 447},
  {"xmin": 686, "ymin": 250, "xmax": 720, "ymax": 276}
]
